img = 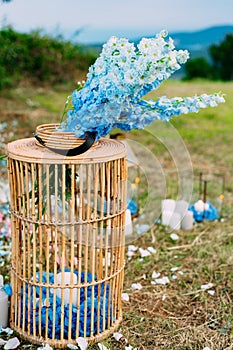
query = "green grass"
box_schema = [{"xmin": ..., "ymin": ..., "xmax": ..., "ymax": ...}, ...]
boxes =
[{"xmin": 0, "ymin": 79, "xmax": 233, "ymax": 349}]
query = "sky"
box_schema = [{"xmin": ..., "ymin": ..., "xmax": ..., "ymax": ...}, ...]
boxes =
[{"xmin": 1, "ymin": 0, "xmax": 233, "ymax": 43}]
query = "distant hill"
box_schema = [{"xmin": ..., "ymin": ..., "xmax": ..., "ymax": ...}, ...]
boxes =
[
  {"xmin": 169, "ymin": 25, "xmax": 233, "ymax": 60},
  {"xmin": 84, "ymin": 25, "xmax": 233, "ymax": 60}
]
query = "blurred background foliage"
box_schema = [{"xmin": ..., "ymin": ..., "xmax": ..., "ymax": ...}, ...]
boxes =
[
  {"xmin": 0, "ymin": 27, "xmax": 97, "ymax": 89},
  {"xmin": 0, "ymin": 26, "xmax": 233, "ymax": 90}
]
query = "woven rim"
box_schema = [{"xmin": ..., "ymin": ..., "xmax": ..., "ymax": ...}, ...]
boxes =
[{"xmin": 35, "ymin": 123, "xmax": 98, "ymax": 150}]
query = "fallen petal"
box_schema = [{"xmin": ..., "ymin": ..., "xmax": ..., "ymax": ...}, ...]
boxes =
[
  {"xmin": 67, "ymin": 344, "xmax": 78, "ymax": 350},
  {"xmin": 76, "ymin": 337, "xmax": 88, "ymax": 350},
  {"xmin": 139, "ymin": 248, "xmax": 151, "ymax": 258},
  {"xmin": 131, "ymin": 283, "xmax": 142, "ymax": 290},
  {"xmin": 170, "ymin": 267, "xmax": 179, "ymax": 272},
  {"xmin": 1, "ymin": 328, "xmax": 13, "ymax": 336},
  {"xmin": 147, "ymin": 247, "xmax": 157, "ymax": 254},
  {"xmin": 113, "ymin": 332, "xmax": 123, "ymax": 341},
  {"xmin": 4, "ymin": 337, "xmax": 20, "ymax": 349},
  {"xmin": 127, "ymin": 245, "xmax": 138, "ymax": 252},
  {"xmin": 152, "ymin": 271, "xmax": 160, "ymax": 279},
  {"xmin": 0, "ymin": 339, "xmax": 7, "ymax": 345},
  {"xmin": 98, "ymin": 344, "xmax": 109, "ymax": 350},
  {"xmin": 207, "ymin": 290, "xmax": 215, "ymax": 296},
  {"xmin": 155, "ymin": 276, "xmax": 170, "ymax": 285},
  {"xmin": 121, "ymin": 293, "xmax": 130, "ymax": 302},
  {"xmin": 170, "ymin": 233, "xmax": 179, "ymax": 241},
  {"xmin": 201, "ymin": 283, "xmax": 214, "ymax": 290}
]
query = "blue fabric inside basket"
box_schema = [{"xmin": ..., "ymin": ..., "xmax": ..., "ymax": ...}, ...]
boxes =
[{"xmin": 21, "ymin": 270, "xmax": 112, "ymax": 339}]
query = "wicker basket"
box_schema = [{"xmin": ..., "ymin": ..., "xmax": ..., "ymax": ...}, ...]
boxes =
[{"xmin": 7, "ymin": 133, "xmax": 127, "ymax": 348}]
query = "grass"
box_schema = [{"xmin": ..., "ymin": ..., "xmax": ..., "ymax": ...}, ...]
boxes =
[{"xmin": 0, "ymin": 79, "xmax": 233, "ymax": 349}]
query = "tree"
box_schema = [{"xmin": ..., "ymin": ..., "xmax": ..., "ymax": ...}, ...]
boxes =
[
  {"xmin": 184, "ymin": 57, "xmax": 213, "ymax": 80},
  {"xmin": 209, "ymin": 33, "xmax": 233, "ymax": 80}
]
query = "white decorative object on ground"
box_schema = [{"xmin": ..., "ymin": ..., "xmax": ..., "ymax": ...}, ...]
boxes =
[
  {"xmin": 162, "ymin": 210, "xmax": 173, "ymax": 226},
  {"xmin": 125, "ymin": 209, "xmax": 133, "ymax": 236},
  {"xmin": 169, "ymin": 212, "xmax": 181, "ymax": 230},
  {"xmin": 175, "ymin": 200, "xmax": 189, "ymax": 218},
  {"xmin": 181, "ymin": 210, "xmax": 194, "ymax": 230},
  {"xmin": 0, "ymin": 275, "xmax": 8, "ymax": 328},
  {"xmin": 161, "ymin": 199, "xmax": 176, "ymax": 213}
]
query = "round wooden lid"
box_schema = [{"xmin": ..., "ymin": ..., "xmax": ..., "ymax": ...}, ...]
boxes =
[{"xmin": 7, "ymin": 137, "xmax": 127, "ymax": 164}]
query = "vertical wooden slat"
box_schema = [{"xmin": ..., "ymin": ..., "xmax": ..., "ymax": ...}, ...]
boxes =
[
  {"xmin": 52, "ymin": 164, "xmax": 58, "ymax": 340},
  {"xmin": 45, "ymin": 163, "xmax": 51, "ymax": 340},
  {"xmin": 76, "ymin": 163, "xmax": 83, "ymax": 337}
]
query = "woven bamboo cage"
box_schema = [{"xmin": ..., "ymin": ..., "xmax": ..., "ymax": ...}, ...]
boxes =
[{"xmin": 7, "ymin": 131, "xmax": 127, "ymax": 348}]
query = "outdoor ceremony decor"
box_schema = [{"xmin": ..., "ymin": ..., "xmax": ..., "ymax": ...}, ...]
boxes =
[
  {"xmin": 6, "ymin": 29, "xmax": 224, "ymax": 348},
  {"xmin": 7, "ymin": 137, "xmax": 127, "ymax": 347},
  {"xmin": 58, "ymin": 30, "xmax": 225, "ymax": 140}
]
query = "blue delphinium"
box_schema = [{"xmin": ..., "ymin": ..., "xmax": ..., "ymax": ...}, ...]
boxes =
[{"xmin": 59, "ymin": 30, "xmax": 225, "ymax": 140}]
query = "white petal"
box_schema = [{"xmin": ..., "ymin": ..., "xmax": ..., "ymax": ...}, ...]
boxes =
[
  {"xmin": 170, "ymin": 267, "xmax": 179, "ymax": 272},
  {"xmin": 67, "ymin": 344, "xmax": 78, "ymax": 350},
  {"xmin": 201, "ymin": 283, "xmax": 214, "ymax": 290},
  {"xmin": 98, "ymin": 344, "xmax": 110, "ymax": 350},
  {"xmin": 76, "ymin": 337, "xmax": 88, "ymax": 350},
  {"xmin": 171, "ymin": 275, "xmax": 177, "ymax": 280},
  {"xmin": 0, "ymin": 339, "xmax": 7, "ymax": 346},
  {"xmin": 4, "ymin": 337, "xmax": 20, "ymax": 349},
  {"xmin": 155, "ymin": 276, "xmax": 170, "ymax": 285},
  {"xmin": 152, "ymin": 271, "xmax": 160, "ymax": 279},
  {"xmin": 121, "ymin": 292, "xmax": 130, "ymax": 301},
  {"xmin": 113, "ymin": 332, "xmax": 123, "ymax": 341},
  {"xmin": 131, "ymin": 283, "xmax": 142, "ymax": 290},
  {"xmin": 170, "ymin": 233, "xmax": 179, "ymax": 241},
  {"xmin": 139, "ymin": 248, "xmax": 150, "ymax": 258},
  {"xmin": 147, "ymin": 247, "xmax": 157, "ymax": 254},
  {"xmin": 1, "ymin": 328, "xmax": 13, "ymax": 336},
  {"xmin": 207, "ymin": 290, "xmax": 215, "ymax": 296},
  {"xmin": 127, "ymin": 245, "xmax": 138, "ymax": 252}
]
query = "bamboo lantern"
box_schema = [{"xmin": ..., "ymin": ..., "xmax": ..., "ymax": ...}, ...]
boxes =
[{"xmin": 7, "ymin": 130, "xmax": 127, "ymax": 348}]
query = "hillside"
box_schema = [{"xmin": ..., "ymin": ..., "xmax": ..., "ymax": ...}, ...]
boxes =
[{"xmin": 85, "ymin": 25, "xmax": 233, "ymax": 60}]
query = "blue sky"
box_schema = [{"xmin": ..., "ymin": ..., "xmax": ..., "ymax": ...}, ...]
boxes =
[{"xmin": 1, "ymin": 0, "xmax": 233, "ymax": 43}]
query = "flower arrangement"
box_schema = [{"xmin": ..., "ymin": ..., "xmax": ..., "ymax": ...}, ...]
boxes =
[{"xmin": 59, "ymin": 30, "xmax": 225, "ymax": 140}]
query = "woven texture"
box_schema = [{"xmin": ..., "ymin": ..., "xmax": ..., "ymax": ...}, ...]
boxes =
[{"xmin": 7, "ymin": 130, "xmax": 127, "ymax": 348}]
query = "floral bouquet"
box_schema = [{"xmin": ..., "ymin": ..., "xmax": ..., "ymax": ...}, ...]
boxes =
[{"xmin": 59, "ymin": 30, "xmax": 225, "ymax": 140}]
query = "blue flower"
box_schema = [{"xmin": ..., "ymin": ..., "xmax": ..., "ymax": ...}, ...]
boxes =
[{"xmin": 58, "ymin": 30, "xmax": 225, "ymax": 140}]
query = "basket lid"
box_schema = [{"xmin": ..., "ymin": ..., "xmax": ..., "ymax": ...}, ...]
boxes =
[{"xmin": 7, "ymin": 137, "xmax": 127, "ymax": 164}]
